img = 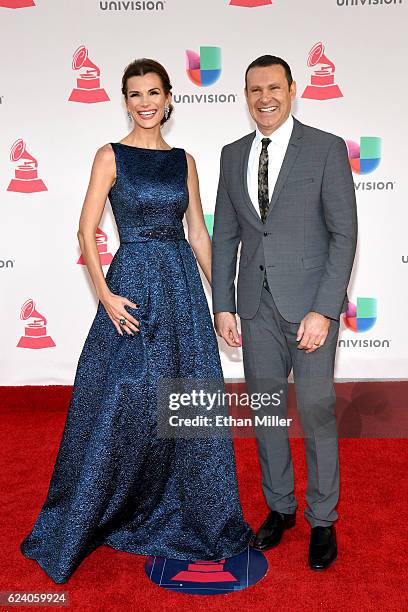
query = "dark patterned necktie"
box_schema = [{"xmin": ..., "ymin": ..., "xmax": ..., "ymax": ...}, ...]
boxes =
[
  {"xmin": 258, "ymin": 137, "xmax": 271, "ymax": 292},
  {"xmin": 258, "ymin": 137, "xmax": 271, "ymax": 222}
]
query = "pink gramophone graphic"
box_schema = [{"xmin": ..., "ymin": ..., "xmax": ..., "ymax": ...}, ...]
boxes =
[
  {"xmin": 301, "ymin": 42, "xmax": 343, "ymax": 101},
  {"xmin": 17, "ymin": 299, "xmax": 56, "ymax": 349},
  {"xmin": 0, "ymin": 0, "xmax": 35, "ymax": 7},
  {"xmin": 7, "ymin": 139, "xmax": 47, "ymax": 193},
  {"xmin": 171, "ymin": 560, "xmax": 237, "ymax": 583},
  {"xmin": 229, "ymin": 0, "xmax": 272, "ymax": 6},
  {"xmin": 68, "ymin": 45, "xmax": 110, "ymax": 104},
  {"xmin": 77, "ymin": 227, "xmax": 113, "ymax": 266}
]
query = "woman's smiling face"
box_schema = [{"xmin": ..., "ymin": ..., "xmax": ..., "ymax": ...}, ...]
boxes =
[{"xmin": 125, "ymin": 72, "xmax": 171, "ymax": 128}]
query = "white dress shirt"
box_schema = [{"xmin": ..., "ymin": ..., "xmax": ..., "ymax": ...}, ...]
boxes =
[{"xmin": 247, "ymin": 114, "xmax": 294, "ymax": 217}]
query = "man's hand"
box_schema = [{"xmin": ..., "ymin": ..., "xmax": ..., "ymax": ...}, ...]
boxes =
[
  {"xmin": 214, "ymin": 312, "xmax": 242, "ymax": 348},
  {"xmin": 296, "ymin": 311, "xmax": 330, "ymax": 353}
]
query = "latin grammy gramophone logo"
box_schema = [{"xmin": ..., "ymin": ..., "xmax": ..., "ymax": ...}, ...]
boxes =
[
  {"xmin": 68, "ymin": 45, "xmax": 110, "ymax": 104},
  {"xmin": 229, "ymin": 0, "xmax": 272, "ymax": 6},
  {"xmin": 17, "ymin": 299, "xmax": 56, "ymax": 349},
  {"xmin": 0, "ymin": 0, "xmax": 35, "ymax": 7},
  {"xmin": 146, "ymin": 546, "xmax": 268, "ymax": 594},
  {"xmin": 172, "ymin": 560, "xmax": 237, "ymax": 583},
  {"xmin": 302, "ymin": 42, "xmax": 343, "ymax": 100},
  {"xmin": 7, "ymin": 139, "xmax": 47, "ymax": 193},
  {"xmin": 77, "ymin": 227, "xmax": 113, "ymax": 266}
]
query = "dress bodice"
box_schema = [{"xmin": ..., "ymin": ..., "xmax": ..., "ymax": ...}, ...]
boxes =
[{"xmin": 108, "ymin": 144, "xmax": 189, "ymax": 241}]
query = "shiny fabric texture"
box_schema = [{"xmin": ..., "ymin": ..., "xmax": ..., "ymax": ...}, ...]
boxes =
[{"xmin": 20, "ymin": 144, "xmax": 252, "ymax": 584}]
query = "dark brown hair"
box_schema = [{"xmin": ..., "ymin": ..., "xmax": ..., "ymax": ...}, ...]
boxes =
[
  {"xmin": 121, "ymin": 58, "xmax": 174, "ymax": 125},
  {"xmin": 245, "ymin": 55, "xmax": 293, "ymax": 90}
]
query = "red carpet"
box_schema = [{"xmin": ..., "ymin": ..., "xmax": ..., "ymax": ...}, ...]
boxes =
[{"xmin": 1, "ymin": 386, "xmax": 407, "ymax": 611}]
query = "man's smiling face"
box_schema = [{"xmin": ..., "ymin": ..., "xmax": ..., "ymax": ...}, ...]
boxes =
[{"xmin": 245, "ymin": 64, "xmax": 296, "ymax": 135}]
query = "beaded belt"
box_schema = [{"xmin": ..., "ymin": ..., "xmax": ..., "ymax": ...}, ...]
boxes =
[{"xmin": 119, "ymin": 225, "xmax": 186, "ymax": 243}]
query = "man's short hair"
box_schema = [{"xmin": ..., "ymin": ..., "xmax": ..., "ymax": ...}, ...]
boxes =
[{"xmin": 245, "ymin": 55, "xmax": 293, "ymax": 89}]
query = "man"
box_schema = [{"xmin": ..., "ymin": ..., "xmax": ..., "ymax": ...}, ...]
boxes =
[{"xmin": 211, "ymin": 55, "xmax": 357, "ymax": 570}]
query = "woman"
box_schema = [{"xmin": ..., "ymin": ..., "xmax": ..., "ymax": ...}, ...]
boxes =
[{"xmin": 20, "ymin": 59, "xmax": 252, "ymax": 584}]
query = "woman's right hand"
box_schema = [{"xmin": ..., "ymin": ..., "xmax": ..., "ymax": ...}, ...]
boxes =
[{"xmin": 100, "ymin": 291, "xmax": 140, "ymax": 336}]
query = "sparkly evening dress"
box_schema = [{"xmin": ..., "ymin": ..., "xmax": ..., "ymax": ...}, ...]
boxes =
[{"xmin": 20, "ymin": 144, "xmax": 252, "ymax": 584}]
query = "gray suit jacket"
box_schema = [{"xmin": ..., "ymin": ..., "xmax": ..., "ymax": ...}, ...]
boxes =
[{"xmin": 211, "ymin": 117, "xmax": 358, "ymax": 322}]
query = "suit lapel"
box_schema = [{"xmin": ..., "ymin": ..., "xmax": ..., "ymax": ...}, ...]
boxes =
[
  {"xmin": 266, "ymin": 118, "xmax": 304, "ymax": 220},
  {"xmin": 240, "ymin": 131, "xmax": 262, "ymax": 223}
]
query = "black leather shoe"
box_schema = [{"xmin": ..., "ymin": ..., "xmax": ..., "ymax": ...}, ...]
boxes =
[
  {"xmin": 251, "ymin": 510, "xmax": 296, "ymax": 551},
  {"xmin": 309, "ymin": 526, "xmax": 337, "ymax": 570}
]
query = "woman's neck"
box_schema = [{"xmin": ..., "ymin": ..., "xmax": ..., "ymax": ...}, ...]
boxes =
[{"xmin": 123, "ymin": 126, "xmax": 169, "ymax": 150}]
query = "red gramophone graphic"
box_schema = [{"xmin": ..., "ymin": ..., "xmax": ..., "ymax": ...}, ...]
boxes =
[
  {"xmin": 68, "ymin": 45, "xmax": 110, "ymax": 104},
  {"xmin": 171, "ymin": 560, "xmax": 237, "ymax": 583},
  {"xmin": 77, "ymin": 227, "xmax": 113, "ymax": 266},
  {"xmin": 230, "ymin": 0, "xmax": 272, "ymax": 6},
  {"xmin": 0, "ymin": 0, "xmax": 35, "ymax": 7},
  {"xmin": 302, "ymin": 42, "xmax": 343, "ymax": 100},
  {"xmin": 7, "ymin": 139, "xmax": 47, "ymax": 193},
  {"xmin": 17, "ymin": 299, "xmax": 56, "ymax": 349}
]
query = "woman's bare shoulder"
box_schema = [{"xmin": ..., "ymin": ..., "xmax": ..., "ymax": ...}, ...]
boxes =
[
  {"xmin": 91, "ymin": 143, "xmax": 116, "ymax": 174},
  {"xmin": 184, "ymin": 151, "xmax": 198, "ymax": 178},
  {"xmin": 95, "ymin": 143, "xmax": 115, "ymax": 161},
  {"xmin": 184, "ymin": 150, "xmax": 196, "ymax": 164}
]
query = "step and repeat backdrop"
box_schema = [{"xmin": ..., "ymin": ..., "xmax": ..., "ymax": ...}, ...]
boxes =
[{"xmin": 1, "ymin": 0, "xmax": 407, "ymax": 385}]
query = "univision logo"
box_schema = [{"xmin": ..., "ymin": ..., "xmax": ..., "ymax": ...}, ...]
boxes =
[
  {"xmin": 0, "ymin": 259, "xmax": 14, "ymax": 268},
  {"xmin": 174, "ymin": 46, "xmax": 237, "ymax": 105},
  {"xmin": 346, "ymin": 136, "xmax": 395, "ymax": 191},
  {"xmin": 204, "ymin": 214, "xmax": 214, "ymax": 237},
  {"xmin": 186, "ymin": 47, "xmax": 221, "ymax": 87},
  {"xmin": 99, "ymin": 1, "xmax": 165, "ymax": 9},
  {"xmin": 339, "ymin": 297, "xmax": 390, "ymax": 348},
  {"xmin": 344, "ymin": 297, "xmax": 377, "ymax": 332},
  {"xmin": 347, "ymin": 137, "xmax": 381, "ymax": 175},
  {"xmin": 337, "ymin": 0, "xmax": 402, "ymax": 5}
]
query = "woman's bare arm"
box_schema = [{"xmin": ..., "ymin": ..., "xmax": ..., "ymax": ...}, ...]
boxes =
[
  {"xmin": 184, "ymin": 153, "xmax": 212, "ymax": 285},
  {"xmin": 77, "ymin": 144, "xmax": 140, "ymax": 336}
]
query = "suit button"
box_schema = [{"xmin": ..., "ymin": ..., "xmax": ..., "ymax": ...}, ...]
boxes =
[
  {"xmin": 259, "ymin": 265, "xmax": 264, "ymax": 271},
  {"xmin": 263, "ymin": 232, "xmax": 268, "ymax": 237}
]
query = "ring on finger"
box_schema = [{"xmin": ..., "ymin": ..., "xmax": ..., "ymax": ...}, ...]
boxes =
[{"xmin": 119, "ymin": 318, "xmax": 127, "ymax": 326}]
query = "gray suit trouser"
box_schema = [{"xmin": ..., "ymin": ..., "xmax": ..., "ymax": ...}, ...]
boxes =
[{"xmin": 240, "ymin": 285, "xmax": 340, "ymax": 527}]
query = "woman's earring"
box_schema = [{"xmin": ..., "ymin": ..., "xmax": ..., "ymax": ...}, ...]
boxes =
[
  {"xmin": 164, "ymin": 106, "xmax": 170, "ymax": 120},
  {"xmin": 127, "ymin": 111, "xmax": 132, "ymax": 121}
]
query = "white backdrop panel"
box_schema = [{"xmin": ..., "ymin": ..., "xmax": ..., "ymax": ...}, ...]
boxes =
[{"xmin": 1, "ymin": 0, "xmax": 407, "ymax": 384}]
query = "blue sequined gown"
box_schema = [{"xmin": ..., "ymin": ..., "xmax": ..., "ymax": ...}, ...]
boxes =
[{"xmin": 20, "ymin": 144, "xmax": 252, "ymax": 584}]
